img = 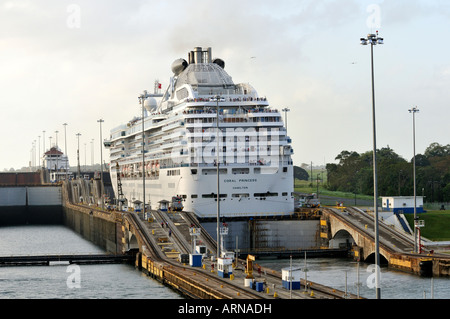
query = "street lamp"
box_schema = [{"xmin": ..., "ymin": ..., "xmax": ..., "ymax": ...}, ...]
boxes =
[
  {"xmin": 63, "ymin": 123, "xmax": 68, "ymax": 180},
  {"xmin": 360, "ymin": 30, "xmax": 383, "ymax": 299},
  {"xmin": 91, "ymin": 139, "xmax": 94, "ymax": 167},
  {"xmin": 409, "ymin": 106, "xmax": 419, "ymax": 253},
  {"xmin": 97, "ymin": 119, "xmax": 104, "ymax": 210},
  {"xmin": 76, "ymin": 133, "xmax": 81, "ymax": 179},
  {"xmin": 42, "ymin": 131, "xmax": 46, "ymax": 168},
  {"xmin": 213, "ymin": 95, "xmax": 225, "ymax": 260},
  {"xmin": 38, "ymin": 135, "xmax": 40, "ymax": 169},
  {"xmin": 138, "ymin": 92, "xmax": 148, "ymax": 219}
]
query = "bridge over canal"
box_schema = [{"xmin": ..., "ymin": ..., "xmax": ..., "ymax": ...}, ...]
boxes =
[{"xmin": 320, "ymin": 206, "xmax": 450, "ymax": 276}]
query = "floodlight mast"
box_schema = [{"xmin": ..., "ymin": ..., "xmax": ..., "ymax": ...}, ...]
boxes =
[{"xmin": 360, "ymin": 30, "xmax": 383, "ymax": 300}]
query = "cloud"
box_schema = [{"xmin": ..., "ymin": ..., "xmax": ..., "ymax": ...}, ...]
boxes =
[{"xmin": 1, "ymin": 0, "xmax": 449, "ymax": 170}]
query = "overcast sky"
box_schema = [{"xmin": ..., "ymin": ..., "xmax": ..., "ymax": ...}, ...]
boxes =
[{"xmin": 1, "ymin": 0, "xmax": 449, "ymax": 171}]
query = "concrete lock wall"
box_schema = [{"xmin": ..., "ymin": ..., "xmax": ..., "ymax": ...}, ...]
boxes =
[
  {"xmin": 62, "ymin": 206, "xmax": 120, "ymax": 254},
  {"xmin": 201, "ymin": 219, "xmax": 320, "ymax": 252},
  {"xmin": 0, "ymin": 187, "xmax": 27, "ymax": 206},
  {"xmin": 0, "ymin": 186, "xmax": 63, "ymax": 225}
]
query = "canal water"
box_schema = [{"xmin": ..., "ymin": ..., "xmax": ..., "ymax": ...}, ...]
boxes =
[
  {"xmin": 0, "ymin": 225, "xmax": 183, "ymax": 299},
  {"xmin": 258, "ymin": 257, "xmax": 450, "ymax": 299},
  {"xmin": 0, "ymin": 225, "xmax": 448, "ymax": 299}
]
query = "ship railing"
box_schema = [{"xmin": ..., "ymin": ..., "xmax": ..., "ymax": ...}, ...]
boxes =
[
  {"xmin": 172, "ymin": 95, "xmax": 269, "ymax": 108},
  {"xmin": 182, "ymin": 108, "xmax": 280, "ymax": 117}
]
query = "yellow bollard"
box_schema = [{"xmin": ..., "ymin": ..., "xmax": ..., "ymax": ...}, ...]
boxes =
[
  {"xmin": 266, "ymin": 287, "xmax": 270, "ymax": 294},
  {"xmin": 274, "ymin": 292, "xmax": 278, "ymax": 298},
  {"xmin": 237, "ymin": 292, "xmax": 240, "ymax": 296},
  {"xmin": 230, "ymin": 274, "xmax": 234, "ymax": 280},
  {"xmin": 310, "ymin": 291, "xmax": 315, "ymax": 297}
]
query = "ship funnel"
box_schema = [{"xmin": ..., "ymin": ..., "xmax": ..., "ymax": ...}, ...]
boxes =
[
  {"xmin": 194, "ymin": 47, "xmax": 202, "ymax": 64},
  {"xmin": 191, "ymin": 47, "xmax": 213, "ymax": 64}
]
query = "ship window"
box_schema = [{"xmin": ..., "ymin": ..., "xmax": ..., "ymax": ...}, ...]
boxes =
[
  {"xmin": 254, "ymin": 192, "xmax": 278, "ymax": 197},
  {"xmin": 167, "ymin": 169, "xmax": 181, "ymax": 176},
  {"xmin": 232, "ymin": 193, "xmax": 249, "ymax": 198},
  {"xmin": 202, "ymin": 193, "xmax": 227, "ymax": 198},
  {"xmin": 202, "ymin": 168, "xmax": 227, "ymax": 175},
  {"xmin": 282, "ymin": 192, "xmax": 288, "ymax": 196},
  {"xmin": 232, "ymin": 168, "xmax": 249, "ymax": 174},
  {"xmin": 191, "ymin": 194, "xmax": 198, "ymax": 198},
  {"xmin": 191, "ymin": 169, "xmax": 197, "ymax": 175}
]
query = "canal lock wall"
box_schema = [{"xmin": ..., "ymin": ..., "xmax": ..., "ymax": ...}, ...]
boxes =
[{"xmin": 62, "ymin": 181, "xmax": 125, "ymax": 255}]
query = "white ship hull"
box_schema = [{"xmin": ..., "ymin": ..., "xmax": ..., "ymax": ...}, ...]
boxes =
[
  {"xmin": 110, "ymin": 165, "xmax": 294, "ymax": 218},
  {"xmin": 105, "ymin": 47, "xmax": 295, "ymax": 219}
]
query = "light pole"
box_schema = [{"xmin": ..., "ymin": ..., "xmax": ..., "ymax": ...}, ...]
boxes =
[
  {"xmin": 63, "ymin": 123, "xmax": 68, "ymax": 180},
  {"xmin": 282, "ymin": 107, "xmax": 290, "ymax": 134},
  {"xmin": 76, "ymin": 133, "xmax": 81, "ymax": 179},
  {"xmin": 360, "ymin": 31, "xmax": 383, "ymax": 299},
  {"xmin": 214, "ymin": 95, "xmax": 224, "ymax": 260},
  {"xmin": 97, "ymin": 119, "xmax": 104, "ymax": 210},
  {"xmin": 42, "ymin": 131, "xmax": 46, "ymax": 168},
  {"xmin": 84, "ymin": 143, "xmax": 87, "ymax": 171},
  {"xmin": 91, "ymin": 139, "xmax": 94, "ymax": 167},
  {"xmin": 138, "ymin": 92, "xmax": 148, "ymax": 219},
  {"xmin": 38, "ymin": 135, "xmax": 40, "ymax": 169},
  {"xmin": 409, "ymin": 106, "xmax": 419, "ymax": 253}
]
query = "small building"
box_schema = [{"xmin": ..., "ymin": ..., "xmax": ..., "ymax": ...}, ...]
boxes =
[
  {"xmin": 189, "ymin": 254, "xmax": 202, "ymax": 267},
  {"xmin": 43, "ymin": 146, "xmax": 70, "ymax": 182},
  {"xmin": 381, "ymin": 196, "xmax": 425, "ymax": 214},
  {"xmin": 132, "ymin": 200, "xmax": 142, "ymax": 212},
  {"xmin": 217, "ymin": 257, "xmax": 233, "ymax": 278},
  {"xmin": 158, "ymin": 199, "xmax": 169, "ymax": 211},
  {"xmin": 282, "ymin": 267, "xmax": 302, "ymax": 290}
]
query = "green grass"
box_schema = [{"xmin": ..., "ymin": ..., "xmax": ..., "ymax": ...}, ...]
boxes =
[
  {"xmin": 404, "ymin": 211, "xmax": 450, "ymax": 241},
  {"xmin": 294, "ymin": 178, "xmax": 373, "ymax": 201},
  {"xmin": 295, "ymin": 174, "xmax": 450, "ymax": 242},
  {"xmin": 296, "ymin": 168, "xmax": 450, "ymax": 241}
]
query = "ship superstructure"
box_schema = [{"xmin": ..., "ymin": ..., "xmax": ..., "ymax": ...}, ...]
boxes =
[{"xmin": 105, "ymin": 47, "xmax": 294, "ymax": 218}]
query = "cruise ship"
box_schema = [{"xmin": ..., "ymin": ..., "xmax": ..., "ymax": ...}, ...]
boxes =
[{"xmin": 105, "ymin": 47, "xmax": 294, "ymax": 219}]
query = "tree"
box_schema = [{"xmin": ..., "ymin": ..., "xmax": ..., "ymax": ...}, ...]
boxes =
[
  {"xmin": 424, "ymin": 142, "xmax": 450, "ymax": 158},
  {"xmin": 326, "ymin": 142, "xmax": 449, "ymax": 202}
]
